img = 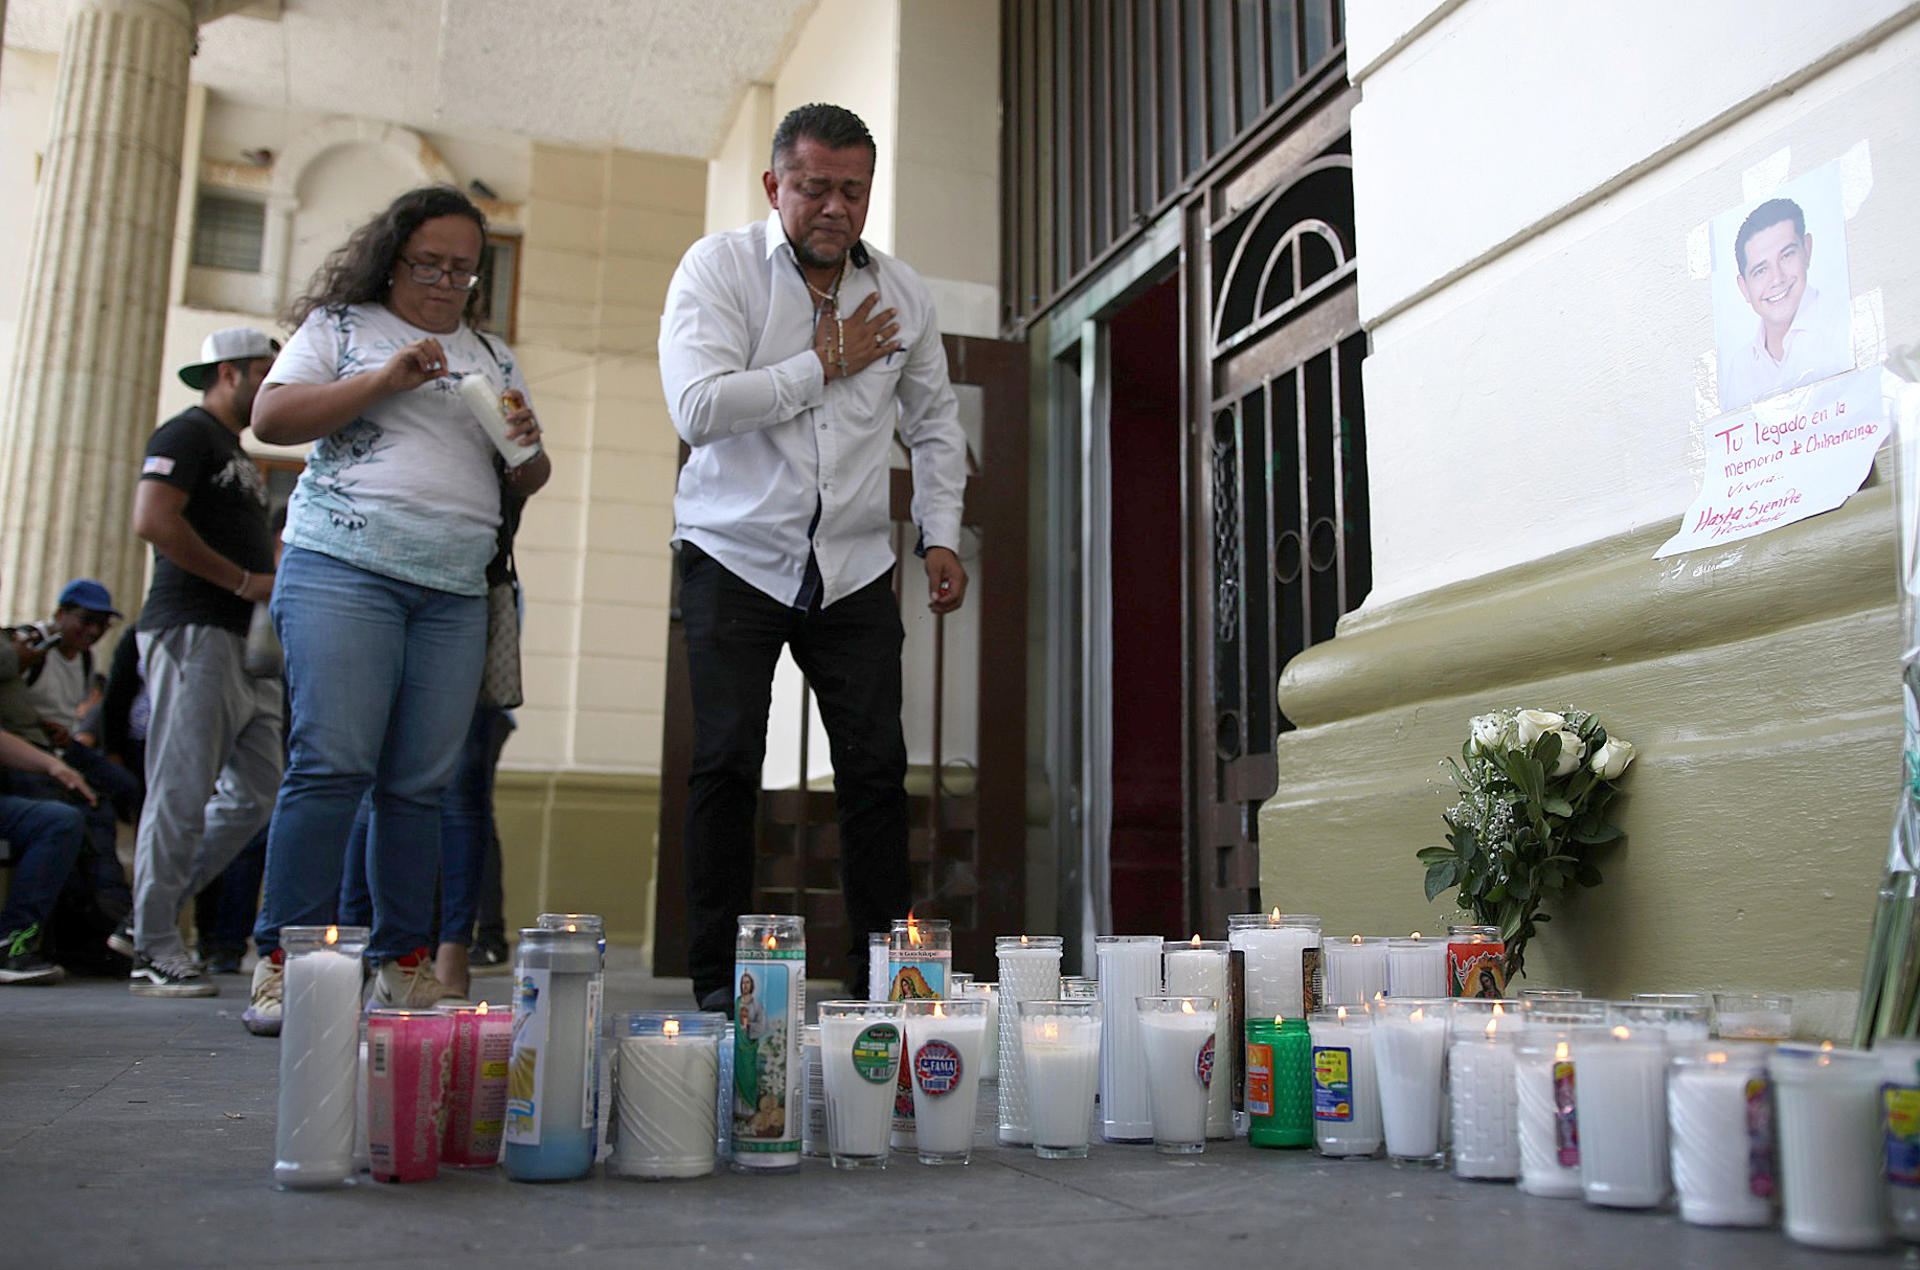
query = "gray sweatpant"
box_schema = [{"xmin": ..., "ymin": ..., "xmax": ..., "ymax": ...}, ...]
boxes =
[{"xmin": 132, "ymin": 625, "xmax": 283, "ymax": 960}]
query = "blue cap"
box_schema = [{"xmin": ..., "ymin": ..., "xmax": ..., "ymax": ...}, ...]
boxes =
[{"xmin": 57, "ymin": 578, "xmax": 120, "ymax": 617}]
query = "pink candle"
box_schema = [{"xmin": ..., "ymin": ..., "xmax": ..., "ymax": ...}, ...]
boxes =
[
  {"xmin": 366, "ymin": 1008, "xmax": 454, "ymax": 1183},
  {"xmin": 442, "ymin": 1003, "xmax": 514, "ymax": 1168}
]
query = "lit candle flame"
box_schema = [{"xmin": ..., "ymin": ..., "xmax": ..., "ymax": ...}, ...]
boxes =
[
  {"xmin": 324, "ymin": 924, "xmax": 339, "ymax": 946},
  {"xmin": 1336, "ymin": 1005, "xmax": 1349, "ymax": 1022},
  {"xmin": 565, "ymin": 922, "xmax": 579, "ymax": 933},
  {"xmin": 1555, "ymin": 1041, "xmax": 1570, "ymax": 1062},
  {"xmin": 476, "ymin": 1001, "xmax": 489, "ymax": 1015},
  {"xmin": 1410, "ymin": 931, "xmax": 1423, "ymax": 941},
  {"xmin": 933, "ymin": 1001, "xmax": 946, "ymax": 1019},
  {"xmin": 1612, "ymin": 1025, "xmax": 1631, "ymax": 1040},
  {"xmin": 1484, "ymin": 1016, "xmax": 1500, "ymax": 1039},
  {"xmin": 1491, "ymin": 1003, "xmax": 1505, "ymax": 1016},
  {"xmin": 908, "ymin": 911, "xmax": 923, "ymax": 947},
  {"xmin": 1819, "ymin": 1040, "xmax": 1835, "ymax": 1051},
  {"xmin": 1269, "ymin": 906, "xmax": 1282, "ymax": 923},
  {"xmin": 1190, "ymin": 934, "xmax": 1203, "ymax": 948},
  {"xmin": 1041, "ymin": 1020, "xmax": 1059, "ymax": 1042},
  {"xmin": 664, "ymin": 1018, "xmax": 681, "ymax": 1038},
  {"xmin": 763, "ymin": 933, "xmax": 777, "ymax": 950},
  {"xmin": 1273, "ymin": 1015, "xmax": 1284, "ymax": 1027},
  {"xmin": 1020, "ymin": 935, "xmax": 1030, "ymax": 946},
  {"xmin": 1410, "ymin": 1008, "xmax": 1425, "ymax": 1023},
  {"xmin": 1706, "ymin": 1050, "xmax": 1727, "ymax": 1064},
  {"xmin": 1181, "ymin": 999, "xmax": 1196, "ymax": 1015},
  {"xmin": 1350, "ymin": 934, "xmax": 1363, "ymax": 945}
]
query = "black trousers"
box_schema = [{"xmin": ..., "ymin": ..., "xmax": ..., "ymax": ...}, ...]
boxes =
[{"xmin": 678, "ymin": 545, "xmax": 911, "ymax": 1004}]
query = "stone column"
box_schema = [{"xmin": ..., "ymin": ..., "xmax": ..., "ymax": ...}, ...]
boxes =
[{"xmin": 0, "ymin": 0, "xmax": 244, "ymax": 618}]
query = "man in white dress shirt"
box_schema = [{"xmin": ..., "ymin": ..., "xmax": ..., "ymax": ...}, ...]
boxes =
[
  {"xmin": 658, "ymin": 103, "xmax": 969, "ymax": 1013},
  {"xmin": 1717, "ymin": 196, "xmax": 1853, "ymax": 413}
]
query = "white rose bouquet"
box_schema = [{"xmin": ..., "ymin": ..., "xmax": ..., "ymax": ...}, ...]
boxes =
[{"xmin": 1417, "ymin": 707, "xmax": 1637, "ymax": 978}]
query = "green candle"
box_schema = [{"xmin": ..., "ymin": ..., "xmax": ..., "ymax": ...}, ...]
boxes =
[{"xmin": 1246, "ymin": 1017, "xmax": 1313, "ymax": 1147}]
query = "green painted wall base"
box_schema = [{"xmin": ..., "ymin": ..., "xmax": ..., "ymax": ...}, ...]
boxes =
[
  {"xmin": 1260, "ymin": 484, "xmax": 1900, "ymax": 1037},
  {"xmin": 494, "ymin": 769, "xmax": 659, "ymax": 958}
]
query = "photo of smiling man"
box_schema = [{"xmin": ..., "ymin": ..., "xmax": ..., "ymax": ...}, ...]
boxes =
[{"xmin": 1711, "ymin": 163, "xmax": 1856, "ymax": 414}]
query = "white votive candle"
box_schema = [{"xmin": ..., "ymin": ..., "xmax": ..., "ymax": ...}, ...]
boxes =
[
  {"xmin": 1573, "ymin": 1024, "xmax": 1670, "ymax": 1209},
  {"xmin": 818, "ymin": 1001, "xmax": 905, "ymax": 1169},
  {"xmin": 957, "ymin": 981, "xmax": 999, "ymax": 1082},
  {"xmin": 1372, "ymin": 997, "xmax": 1450, "ymax": 1165},
  {"xmin": 1096, "ymin": 935, "xmax": 1163, "ymax": 1142},
  {"xmin": 1137, "ymin": 996, "xmax": 1218, "ymax": 1155},
  {"xmin": 1230, "ymin": 912, "xmax": 1321, "ymax": 1018},
  {"xmin": 1666, "ymin": 1043, "xmax": 1773, "ymax": 1227},
  {"xmin": 1515, "ymin": 1032, "xmax": 1583, "ymax": 1198},
  {"xmin": 1164, "ymin": 938, "xmax": 1232, "ymax": 1139},
  {"xmin": 456, "ymin": 374, "xmax": 540, "ymax": 467},
  {"xmin": 1323, "ymin": 935, "xmax": 1391, "ymax": 1007},
  {"xmin": 996, "ymin": 936, "xmax": 1063, "ymax": 1145},
  {"xmin": 1449, "ymin": 1001, "xmax": 1521, "ymax": 1180},
  {"xmin": 1309, "ymin": 1006, "xmax": 1381, "ymax": 1158},
  {"xmin": 1877, "ymin": 1038, "xmax": 1920, "ymax": 1242},
  {"xmin": 609, "ymin": 1013, "xmax": 722, "ymax": 1180},
  {"xmin": 903, "ymin": 998, "xmax": 989, "ymax": 1165},
  {"xmin": 1386, "ymin": 935, "xmax": 1448, "ymax": 998},
  {"xmin": 1770, "ymin": 1044, "xmax": 1889, "ymax": 1249},
  {"xmin": 1711, "ymin": 992, "xmax": 1792, "ymax": 1042},
  {"xmin": 867, "ymin": 933, "xmax": 889, "ymax": 1004},
  {"xmin": 274, "ymin": 925, "xmax": 368, "ymax": 1189},
  {"xmin": 1020, "ymin": 1000, "xmax": 1103, "ymax": 1159}
]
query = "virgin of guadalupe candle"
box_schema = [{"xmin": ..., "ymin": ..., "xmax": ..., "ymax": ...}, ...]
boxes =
[
  {"xmin": 1448, "ymin": 1000, "xmax": 1520, "ymax": 1180},
  {"xmin": 1019, "ymin": 999, "xmax": 1102, "ymax": 1158},
  {"xmin": 1137, "ymin": 996, "xmax": 1217, "ymax": 1154},
  {"xmin": 889, "ymin": 915, "xmax": 951, "ymax": 1148},
  {"xmin": 274, "ymin": 925, "xmax": 369, "ymax": 1189},
  {"xmin": 1323, "ymin": 936, "xmax": 1391, "ymax": 1008},
  {"xmin": 1164, "ymin": 938, "xmax": 1233, "ymax": 1138},
  {"xmin": 366, "ymin": 1008, "xmax": 455, "ymax": 1183},
  {"xmin": 729, "ymin": 915, "xmax": 806, "ymax": 1171},
  {"xmin": 904, "ymin": 997, "xmax": 990, "ymax": 1164},
  {"xmin": 1371, "ymin": 997, "xmax": 1450, "ymax": 1165},
  {"xmin": 1769, "ymin": 1044, "xmax": 1889, "ymax": 1249},
  {"xmin": 1666, "ymin": 1043, "xmax": 1774, "ymax": 1227},
  {"xmin": 818, "ymin": 1000, "xmax": 904, "ymax": 1168},
  {"xmin": 1712, "ymin": 992, "xmax": 1793, "ymax": 1042},
  {"xmin": 1876, "ymin": 1038, "xmax": 1920, "ymax": 1242},
  {"xmin": 1097, "ymin": 935, "xmax": 1164, "ymax": 1141},
  {"xmin": 1229, "ymin": 912, "xmax": 1321, "ymax": 1019},
  {"xmin": 1386, "ymin": 935, "xmax": 1448, "ymax": 998},
  {"xmin": 1309, "ymin": 1007, "xmax": 1381, "ymax": 1157},
  {"xmin": 442, "ymin": 1003, "xmax": 513, "ymax": 1168},
  {"xmin": 1447, "ymin": 925, "xmax": 1507, "ymax": 998},
  {"xmin": 1572, "ymin": 1024, "xmax": 1670, "ymax": 1208},
  {"xmin": 1514, "ymin": 1032, "xmax": 1584, "ymax": 1198},
  {"xmin": 996, "ymin": 935, "xmax": 1063, "ymax": 1145},
  {"xmin": 608, "ymin": 1012, "xmax": 724, "ymax": 1180},
  {"xmin": 504, "ymin": 926, "xmax": 601, "ymax": 1181}
]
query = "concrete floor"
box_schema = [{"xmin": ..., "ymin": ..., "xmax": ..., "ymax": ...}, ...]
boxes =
[{"xmin": 2, "ymin": 958, "xmax": 1914, "ymax": 1270}]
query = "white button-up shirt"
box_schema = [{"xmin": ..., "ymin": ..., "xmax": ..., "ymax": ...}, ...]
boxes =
[
  {"xmin": 1717, "ymin": 285, "xmax": 1855, "ymax": 413},
  {"xmin": 659, "ymin": 212, "xmax": 968, "ymax": 607}
]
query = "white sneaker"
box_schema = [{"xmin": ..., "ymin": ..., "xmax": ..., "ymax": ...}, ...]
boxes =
[
  {"xmin": 367, "ymin": 948, "xmax": 470, "ymax": 1010},
  {"xmin": 242, "ymin": 955, "xmax": 283, "ymax": 1036}
]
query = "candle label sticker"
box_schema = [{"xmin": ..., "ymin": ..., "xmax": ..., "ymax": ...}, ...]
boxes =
[
  {"xmin": 1229, "ymin": 951, "xmax": 1247, "ymax": 1112},
  {"xmin": 1550, "ymin": 1059, "xmax": 1579, "ymax": 1167},
  {"xmin": 1245, "ymin": 1041, "xmax": 1275, "ymax": 1117},
  {"xmin": 1745, "ymin": 1076, "xmax": 1777, "ymax": 1198},
  {"xmin": 1300, "ymin": 947, "xmax": 1324, "ymax": 1016},
  {"xmin": 1884, "ymin": 1083, "xmax": 1920, "ymax": 1187},
  {"xmin": 1448, "ymin": 942, "xmax": 1507, "ymax": 998},
  {"xmin": 913, "ymin": 1039, "xmax": 963, "ymax": 1096},
  {"xmin": 506, "ymin": 967, "xmax": 551, "ymax": 1145},
  {"xmin": 1311, "ymin": 1045, "xmax": 1354, "ymax": 1121},
  {"xmin": 732, "ymin": 953, "xmax": 803, "ymax": 1149},
  {"xmin": 852, "ymin": 1023, "xmax": 902, "ymax": 1084},
  {"xmin": 582, "ymin": 972, "xmax": 603, "ymax": 1132},
  {"xmin": 1195, "ymin": 1034, "xmax": 1216, "ymax": 1090}
]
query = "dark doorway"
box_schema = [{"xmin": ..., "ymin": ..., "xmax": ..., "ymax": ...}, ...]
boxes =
[{"xmin": 1106, "ymin": 272, "xmax": 1184, "ymax": 939}]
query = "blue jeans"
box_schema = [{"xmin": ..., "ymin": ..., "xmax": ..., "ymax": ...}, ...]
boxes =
[
  {"xmin": 253, "ymin": 546, "xmax": 486, "ymax": 962},
  {"xmin": 340, "ymin": 704, "xmax": 510, "ymax": 945},
  {"xmin": 0, "ymin": 795, "xmax": 87, "ymax": 936}
]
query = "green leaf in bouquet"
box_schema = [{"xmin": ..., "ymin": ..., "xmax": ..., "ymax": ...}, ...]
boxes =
[
  {"xmin": 1416, "ymin": 846, "xmax": 1455, "ymax": 864},
  {"xmin": 1424, "ymin": 861, "xmax": 1460, "ymax": 902},
  {"xmin": 1575, "ymin": 862, "xmax": 1604, "ymax": 887},
  {"xmin": 1570, "ymin": 822, "xmax": 1622, "ymax": 845},
  {"xmin": 1542, "ymin": 797, "xmax": 1574, "ymax": 818}
]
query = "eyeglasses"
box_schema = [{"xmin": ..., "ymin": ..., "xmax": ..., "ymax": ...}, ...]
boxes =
[{"xmin": 399, "ymin": 258, "xmax": 482, "ymax": 291}]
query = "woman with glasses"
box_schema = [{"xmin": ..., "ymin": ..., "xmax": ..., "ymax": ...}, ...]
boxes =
[{"xmin": 243, "ymin": 186, "xmax": 550, "ymax": 1033}]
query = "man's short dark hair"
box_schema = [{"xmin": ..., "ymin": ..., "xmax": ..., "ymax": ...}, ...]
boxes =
[
  {"xmin": 1734, "ymin": 197, "xmax": 1807, "ymax": 276},
  {"xmin": 771, "ymin": 103, "xmax": 876, "ymax": 172}
]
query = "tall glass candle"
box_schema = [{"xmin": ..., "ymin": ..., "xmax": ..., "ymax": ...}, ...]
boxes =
[
  {"xmin": 956, "ymin": 981, "xmax": 999, "ymax": 1082},
  {"xmin": 1229, "ymin": 912, "xmax": 1321, "ymax": 1019},
  {"xmin": 1323, "ymin": 935, "xmax": 1391, "ymax": 1007},
  {"xmin": 1371, "ymin": 997, "xmax": 1450, "ymax": 1166},
  {"xmin": 274, "ymin": 925, "xmax": 369, "ymax": 1189},
  {"xmin": 1019, "ymin": 999, "xmax": 1102, "ymax": 1159},
  {"xmin": 730, "ymin": 914, "xmax": 805, "ymax": 1171},
  {"xmin": 538, "ymin": 913, "xmax": 605, "ymax": 1141},
  {"xmin": 1572, "ymin": 1024, "xmax": 1670, "ymax": 1208},
  {"xmin": 818, "ymin": 1000, "xmax": 904, "ymax": 1169},
  {"xmin": 1612, "ymin": 997, "xmax": 1710, "ymax": 1042},
  {"xmin": 1769, "ymin": 1044, "xmax": 1888, "ymax": 1249},
  {"xmin": 365, "ymin": 1007, "xmax": 455, "ymax": 1183},
  {"xmin": 1877, "ymin": 1038, "xmax": 1920, "ymax": 1242},
  {"xmin": 1138, "ymin": 996, "xmax": 1217, "ymax": 1154},
  {"xmin": 903, "ymin": 997, "xmax": 990, "ymax": 1164},
  {"xmin": 1713, "ymin": 992, "xmax": 1793, "ymax": 1042},
  {"xmin": 504, "ymin": 926, "xmax": 600, "ymax": 1181},
  {"xmin": 1245, "ymin": 1016, "xmax": 1313, "ymax": 1147},
  {"xmin": 1386, "ymin": 935, "xmax": 1448, "ymax": 998},
  {"xmin": 1097, "ymin": 935, "xmax": 1163, "ymax": 1142},
  {"xmin": 889, "ymin": 916, "xmax": 951, "ymax": 1149},
  {"xmin": 442, "ymin": 1003, "xmax": 513, "ymax": 1168},
  {"xmin": 1515, "ymin": 1030, "xmax": 1584, "ymax": 1199},
  {"xmin": 1309, "ymin": 1006, "xmax": 1381, "ymax": 1158},
  {"xmin": 1517, "ymin": 987, "xmax": 1583, "ymax": 1003},
  {"xmin": 1164, "ymin": 938, "xmax": 1233, "ymax": 1138},
  {"xmin": 1449, "ymin": 999, "xmax": 1520, "ymax": 1179},
  {"xmin": 1447, "ymin": 925, "xmax": 1507, "ymax": 998},
  {"xmin": 608, "ymin": 1012, "xmax": 723, "ymax": 1180},
  {"xmin": 801, "ymin": 1024, "xmax": 827, "ymax": 1159},
  {"xmin": 1060, "ymin": 975, "xmax": 1099, "ymax": 999},
  {"xmin": 1666, "ymin": 1042, "xmax": 1774, "ymax": 1227},
  {"xmin": 867, "ymin": 933, "xmax": 889, "ymax": 1004},
  {"xmin": 996, "ymin": 935, "xmax": 1063, "ymax": 1145}
]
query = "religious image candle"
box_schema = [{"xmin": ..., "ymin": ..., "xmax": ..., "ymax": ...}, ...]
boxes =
[
  {"xmin": 1137, "ymin": 996, "xmax": 1218, "ymax": 1155},
  {"xmin": 996, "ymin": 935, "xmax": 1063, "ymax": 1145},
  {"xmin": 1309, "ymin": 1006, "xmax": 1381, "ymax": 1158},
  {"xmin": 1164, "ymin": 937, "xmax": 1233, "ymax": 1138},
  {"xmin": 273, "ymin": 925, "xmax": 368, "ymax": 1189},
  {"xmin": 728, "ymin": 915, "xmax": 806, "ymax": 1172},
  {"xmin": 608, "ymin": 1012, "xmax": 723, "ymax": 1180},
  {"xmin": 1097, "ymin": 935, "xmax": 1163, "ymax": 1142},
  {"xmin": 1666, "ymin": 1042, "xmax": 1774, "ymax": 1227},
  {"xmin": 365, "ymin": 1007, "xmax": 454, "ymax": 1183},
  {"xmin": 1385, "ymin": 934, "xmax": 1448, "ymax": 998},
  {"xmin": 442, "ymin": 1003, "xmax": 513, "ymax": 1168},
  {"xmin": 1769, "ymin": 1044, "xmax": 1889, "ymax": 1249},
  {"xmin": 503, "ymin": 926, "xmax": 603, "ymax": 1181},
  {"xmin": 1228, "ymin": 911, "xmax": 1321, "ymax": 1019},
  {"xmin": 1712, "ymin": 992, "xmax": 1793, "ymax": 1042},
  {"xmin": 1514, "ymin": 1031, "xmax": 1584, "ymax": 1199},
  {"xmin": 1447, "ymin": 1000, "xmax": 1520, "ymax": 1180},
  {"xmin": 1019, "ymin": 999, "xmax": 1102, "ymax": 1159},
  {"xmin": 818, "ymin": 1000, "xmax": 905, "ymax": 1169},
  {"xmin": 1446, "ymin": 925, "xmax": 1507, "ymax": 998},
  {"xmin": 1572, "ymin": 1024, "xmax": 1671, "ymax": 1209},
  {"xmin": 889, "ymin": 915, "xmax": 951, "ymax": 1149},
  {"xmin": 1371, "ymin": 997, "xmax": 1450, "ymax": 1166},
  {"xmin": 904, "ymin": 996, "xmax": 990, "ymax": 1164},
  {"xmin": 1323, "ymin": 935, "xmax": 1391, "ymax": 1008},
  {"xmin": 1876, "ymin": 1038, "xmax": 1920, "ymax": 1242}
]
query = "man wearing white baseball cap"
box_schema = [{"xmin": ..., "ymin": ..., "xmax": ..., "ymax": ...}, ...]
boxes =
[{"xmin": 121, "ymin": 326, "xmax": 283, "ymax": 997}]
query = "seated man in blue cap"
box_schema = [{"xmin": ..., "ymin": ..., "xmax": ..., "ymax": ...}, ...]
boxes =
[{"xmin": 20, "ymin": 578, "xmax": 142, "ymax": 823}]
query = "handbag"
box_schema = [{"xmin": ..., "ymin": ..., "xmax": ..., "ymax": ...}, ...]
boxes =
[{"xmin": 478, "ymin": 575, "xmax": 523, "ymax": 710}]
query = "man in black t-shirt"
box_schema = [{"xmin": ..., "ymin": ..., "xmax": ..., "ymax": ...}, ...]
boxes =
[{"xmin": 124, "ymin": 328, "xmax": 285, "ymax": 999}]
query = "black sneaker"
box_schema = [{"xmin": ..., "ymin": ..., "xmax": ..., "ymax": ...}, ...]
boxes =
[
  {"xmin": 106, "ymin": 919, "xmax": 135, "ymax": 959},
  {"xmin": 469, "ymin": 936, "xmax": 511, "ymax": 974},
  {"xmin": 0, "ymin": 926, "xmax": 63, "ymax": 985},
  {"xmin": 129, "ymin": 953, "xmax": 217, "ymax": 998},
  {"xmin": 201, "ymin": 946, "xmax": 245, "ymax": 975}
]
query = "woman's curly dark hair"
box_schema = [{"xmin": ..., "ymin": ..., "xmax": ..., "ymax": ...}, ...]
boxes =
[{"xmin": 284, "ymin": 185, "xmax": 488, "ymax": 328}]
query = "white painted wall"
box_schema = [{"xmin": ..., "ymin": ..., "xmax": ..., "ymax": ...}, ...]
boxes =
[{"xmin": 1348, "ymin": 0, "xmax": 1920, "ymax": 608}]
